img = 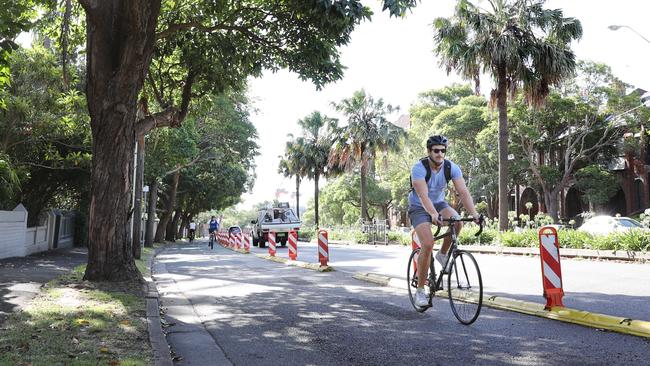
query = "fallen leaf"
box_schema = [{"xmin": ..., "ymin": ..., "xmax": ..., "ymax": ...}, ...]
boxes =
[
  {"xmin": 75, "ymin": 319, "xmax": 90, "ymax": 326},
  {"xmin": 100, "ymin": 347, "xmax": 109, "ymax": 353},
  {"xmin": 108, "ymin": 360, "xmax": 120, "ymax": 366},
  {"xmin": 119, "ymin": 320, "xmax": 130, "ymax": 326}
]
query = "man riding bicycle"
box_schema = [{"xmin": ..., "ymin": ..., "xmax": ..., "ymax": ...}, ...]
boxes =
[
  {"xmin": 188, "ymin": 220, "xmax": 197, "ymax": 242},
  {"xmin": 409, "ymin": 135, "xmax": 480, "ymax": 308},
  {"xmin": 208, "ymin": 216, "xmax": 219, "ymax": 249}
]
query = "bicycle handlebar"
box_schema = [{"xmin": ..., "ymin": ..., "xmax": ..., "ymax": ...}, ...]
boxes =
[{"xmin": 432, "ymin": 215, "xmax": 484, "ymax": 237}]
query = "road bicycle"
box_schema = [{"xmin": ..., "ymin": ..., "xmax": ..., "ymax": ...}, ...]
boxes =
[
  {"xmin": 407, "ymin": 216, "xmax": 484, "ymax": 325},
  {"xmin": 209, "ymin": 231, "xmax": 215, "ymax": 249}
]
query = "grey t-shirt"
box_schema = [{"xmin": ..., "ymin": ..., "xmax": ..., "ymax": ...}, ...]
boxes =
[{"xmin": 408, "ymin": 159, "xmax": 462, "ymax": 208}]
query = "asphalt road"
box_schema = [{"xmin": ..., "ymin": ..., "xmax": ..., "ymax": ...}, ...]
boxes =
[
  {"xmin": 154, "ymin": 242, "xmax": 650, "ymax": 366},
  {"xmin": 248, "ymin": 241, "xmax": 650, "ymax": 321}
]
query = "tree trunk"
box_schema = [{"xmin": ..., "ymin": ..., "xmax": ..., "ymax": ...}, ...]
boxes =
[
  {"xmin": 82, "ymin": 0, "xmax": 162, "ymax": 281},
  {"xmin": 154, "ymin": 170, "xmax": 180, "ymax": 242},
  {"xmin": 177, "ymin": 211, "xmax": 189, "ymax": 239},
  {"xmin": 144, "ymin": 179, "xmax": 158, "ymax": 248},
  {"xmin": 545, "ymin": 190, "xmax": 560, "ymax": 223},
  {"xmin": 497, "ymin": 66, "xmax": 509, "ymax": 232},
  {"xmin": 314, "ymin": 173, "xmax": 320, "ymax": 229},
  {"xmin": 360, "ymin": 168, "xmax": 368, "ymax": 221},
  {"xmin": 488, "ymin": 194, "xmax": 497, "ymax": 219},
  {"xmin": 132, "ymin": 135, "xmax": 145, "ymax": 259},
  {"xmin": 167, "ymin": 209, "xmax": 181, "ymax": 241},
  {"xmin": 295, "ymin": 175, "xmax": 300, "ymax": 218}
]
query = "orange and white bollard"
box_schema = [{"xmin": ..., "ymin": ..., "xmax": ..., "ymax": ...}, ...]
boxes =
[
  {"xmin": 236, "ymin": 232, "xmax": 243, "ymax": 249},
  {"xmin": 268, "ymin": 231, "xmax": 276, "ymax": 257},
  {"xmin": 539, "ymin": 226, "xmax": 565, "ymax": 309},
  {"xmin": 411, "ymin": 230, "xmax": 421, "ymax": 273},
  {"xmin": 317, "ymin": 229, "xmax": 329, "ymax": 266},
  {"xmin": 288, "ymin": 230, "xmax": 298, "ymax": 260},
  {"xmin": 243, "ymin": 233, "xmax": 251, "ymax": 253}
]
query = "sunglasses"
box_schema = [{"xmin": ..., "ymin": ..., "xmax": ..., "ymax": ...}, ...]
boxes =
[{"xmin": 431, "ymin": 148, "xmax": 446, "ymax": 154}]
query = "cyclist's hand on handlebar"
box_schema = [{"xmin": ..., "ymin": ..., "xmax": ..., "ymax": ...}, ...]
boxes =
[{"xmin": 431, "ymin": 214, "xmax": 444, "ymax": 227}]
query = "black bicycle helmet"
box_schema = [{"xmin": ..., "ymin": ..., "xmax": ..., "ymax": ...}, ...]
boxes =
[{"xmin": 426, "ymin": 135, "xmax": 448, "ymax": 149}]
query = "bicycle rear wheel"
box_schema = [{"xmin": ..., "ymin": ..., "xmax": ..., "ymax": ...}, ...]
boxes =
[
  {"xmin": 447, "ymin": 251, "xmax": 483, "ymax": 325},
  {"xmin": 407, "ymin": 248, "xmax": 434, "ymax": 312}
]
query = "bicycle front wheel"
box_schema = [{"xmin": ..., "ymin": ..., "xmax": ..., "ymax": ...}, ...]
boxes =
[{"xmin": 447, "ymin": 251, "xmax": 483, "ymax": 325}]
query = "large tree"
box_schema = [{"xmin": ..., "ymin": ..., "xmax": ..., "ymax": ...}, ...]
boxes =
[
  {"xmin": 279, "ymin": 137, "xmax": 308, "ymax": 217},
  {"xmin": 0, "ymin": 0, "xmax": 41, "ymax": 105},
  {"xmin": 77, "ymin": 0, "xmax": 416, "ymax": 281},
  {"xmin": 433, "ymin": 0, "xmax": 582, "ymax": 230},
  {"xmin": 0, "ymin": 46, "xmax": 91, "ymax": 221},
  {"xmin": 511, "ymin": 62, "xmax": 647, "ymax": 221},
  {"xmin": 329, "ymin": 89, "xmax": 404, "ymax": 222},
  {"xmin": 295, "ymin": 111, "xmax": 337, "ymax": 229}
]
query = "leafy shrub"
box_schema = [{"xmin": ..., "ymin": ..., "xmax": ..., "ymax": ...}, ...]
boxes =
[
  {"xmin": 498, "ymin": 230, "xmax": 538, "ymax": 247},
  {"xmin": 349, "ymin": 231, "xmax": 371, "ymax": 244},
  {"xmin": 387, "ymin": 231, "xmax": 411, "ymax": 246},
  {"xmin": 298, "ymin": 229, "xmax": 315, "ymax": 242},
  {"xmin": 458, "ymin": 226, "xmax": 498, "ymax": 245},
  {"xmin": 557, "ymin": 229, "xmax": 592, "ymax": 249}
]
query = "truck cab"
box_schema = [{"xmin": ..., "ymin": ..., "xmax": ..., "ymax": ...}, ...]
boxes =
[{"xmin": 251, "ymin": 203, "xmax": 301, "ymax": 248}]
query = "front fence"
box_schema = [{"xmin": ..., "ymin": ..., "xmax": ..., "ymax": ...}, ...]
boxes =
[
  {"xmin": 361, "ymin": 219, "xmax": 388, "ymax": 245},
  {"xmin": 0, "ymin": 204, "xmax": 75, "ymax": 260}
]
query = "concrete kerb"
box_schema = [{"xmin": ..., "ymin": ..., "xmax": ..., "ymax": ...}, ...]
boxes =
[
  {"xmin": 214, "ymin": 240, "xmax": 333, "ymax": 271},
  {"xmin": 144, "ymin": 245, "xmax": 174, "ymax": 366},
  {"xmin": 353, "ymin": 271, "xmax": 650, "ymax": 339},
  {"xmin": 252, "ymin": 252, "xmax": 334, "ymax": 272}
]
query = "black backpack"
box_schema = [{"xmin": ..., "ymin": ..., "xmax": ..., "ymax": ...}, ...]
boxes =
[{"xmin": 409, "ymin": 158, "xmax": 452, "ymax": 191}]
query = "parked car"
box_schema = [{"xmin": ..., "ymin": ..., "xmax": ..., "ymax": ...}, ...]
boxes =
[
  {"xmin": 227, "ymin": 226, "xmax": 242, "ymax": 240},
  {"xmin": 577, "ymin": 216, "xmax": 647, "ymax": 235}
]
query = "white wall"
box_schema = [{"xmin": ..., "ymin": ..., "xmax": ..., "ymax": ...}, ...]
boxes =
[
  {"xmin": 0, "ymin": 205, "xmax": 28, "ymax": 259},
  {"xmin": 0, "ymin": 205, "xmax": 75, "ymax": 260},
  {"xmin": 24, "ymin": 226, "xmax": 48, "ymax": 255}
]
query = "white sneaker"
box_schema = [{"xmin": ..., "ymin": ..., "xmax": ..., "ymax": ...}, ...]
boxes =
[
  {"xmin": 415, "ymin": 288, "xmax": 429, "ymax": 307},
  {"xmin": 435, "ymin": 251, "xmax": 448, "ymax": 268}
]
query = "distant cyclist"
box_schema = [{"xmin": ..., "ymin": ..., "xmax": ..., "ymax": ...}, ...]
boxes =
[
  {"xmin": 208, "ymin": 216, "xmax": 219, "ymax": 249},
  {"xmin": 408, "ymin": 135, "xmax": 480, "ymax": 307},
  {"xmin": 188, "ymin": 220, "xmax": 196, "ymax": 242}
]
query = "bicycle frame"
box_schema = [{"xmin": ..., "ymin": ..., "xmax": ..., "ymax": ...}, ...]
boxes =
[{"xmin": 427, "ymin": 217, "xmax": 483, "ymax": 294}]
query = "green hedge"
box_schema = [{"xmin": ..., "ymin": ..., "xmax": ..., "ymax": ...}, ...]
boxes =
[
  {"xmin": 310, "ymin": 226, "xmax": 650, "ymax": 252},
  {"xmin": 466, "ymin": 228, "xmax": 650, "ymax": 252}
]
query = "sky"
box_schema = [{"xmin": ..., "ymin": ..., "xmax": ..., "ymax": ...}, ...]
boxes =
[{"xmin": 239, "ymin": 0, "xmax": 650, "ymax": 211}]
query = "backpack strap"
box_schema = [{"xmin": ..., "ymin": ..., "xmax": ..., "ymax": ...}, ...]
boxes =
[
  {"xmin": 420, "ymin": 157, "xmax": 432, "ymax": 184},
  {"xmin": 410, "ymin": 158, "xmax": 452, "ymax": 190},
  {"xmin": 409, "ymin": 157, "xmax": 431, "ymax": 191},
  {"xmin": 444, "ymin": 159, "xmax": 452, "ymax": 184}
]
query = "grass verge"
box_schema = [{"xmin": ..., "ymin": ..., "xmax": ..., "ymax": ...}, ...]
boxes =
[{"xmin": 0, "ymin": 247, "xmax": 159, "ymax": 366}]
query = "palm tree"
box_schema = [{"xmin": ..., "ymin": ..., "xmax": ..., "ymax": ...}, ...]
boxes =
[
  {"xmin": 433, "ymin": 0, "xmax": 582, "ymax": 231},
  {"xmin": 297, "ymin": 111, "xmax": 338, "ymax": 229},
  {"xmin": 278, "ymin": 137, "xmax": 308, "ymax": 217},
  {"xmin": 329, "ymin": 89, "xmax": 405, "ymax": 222}
]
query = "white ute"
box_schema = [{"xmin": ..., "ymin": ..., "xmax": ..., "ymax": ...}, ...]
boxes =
[{"xmin": 251, "ymin": 203, "xmax": 301, "ymax": 248}]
